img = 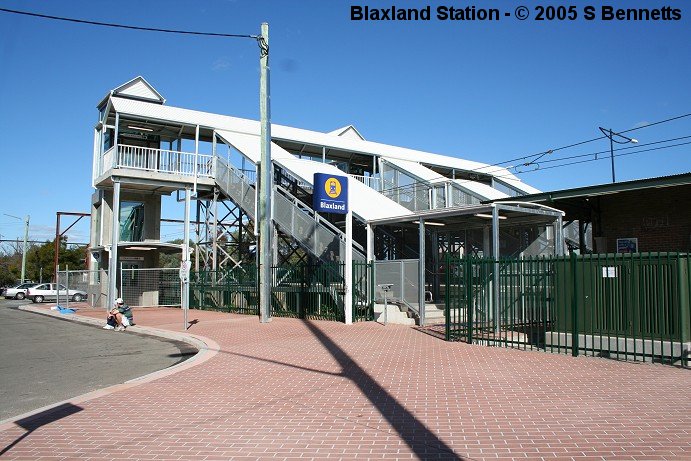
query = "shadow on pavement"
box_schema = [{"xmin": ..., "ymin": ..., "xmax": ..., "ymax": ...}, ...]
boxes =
[
  {"xmin": 302, "ymin": 320, "xmax": 465, "ymax": 460},
  {"xmin": 1, "ymin": 403, "xmax": 83, "ymax": 456}
]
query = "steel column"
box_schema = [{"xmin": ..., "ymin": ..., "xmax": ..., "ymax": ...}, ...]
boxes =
[
  {"xmin": 419, "ymin": 219, "xmax": 425, "ymax": 325},
  {"xmin": 107, "ymin": 180, "xmax": 121, "ymax": 310},
  {"xmin": 182, "ymin": 187, "xmax": 191, "ymax": 329},
  {"xmin": 492, "ymin": 205, "xmax": 500, "ymax": 334},
  {"xmin": 345, "ymin": 184, "xmax": 353, "ymax": 325}
]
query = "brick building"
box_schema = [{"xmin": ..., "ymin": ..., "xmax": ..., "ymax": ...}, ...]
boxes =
[{"xmin": 496, "ymin": 172, "xmax": 691, "ymax": 253}]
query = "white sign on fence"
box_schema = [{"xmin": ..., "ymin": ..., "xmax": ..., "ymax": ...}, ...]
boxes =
[{"xmin": 602, "ymin": 266, "xmax": 617, "ymax": 278}]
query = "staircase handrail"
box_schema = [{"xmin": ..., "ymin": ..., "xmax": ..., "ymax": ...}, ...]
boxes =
[
  {"xmin": 400, "ymin": 298, "xmax": 420, "ymax": 320},
  {"xmin": 274, "ymin": 185, "xmax": 366, "ymax": 257}
]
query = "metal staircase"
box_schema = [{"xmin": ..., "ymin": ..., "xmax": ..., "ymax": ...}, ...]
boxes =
[{"xmin": 214, "ymin": 156, "xmax": 365, "ymax": 263}]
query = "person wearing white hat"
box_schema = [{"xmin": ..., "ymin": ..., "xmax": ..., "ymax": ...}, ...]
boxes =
[{"xmin": 104, "ymin": 297, "xmax": 134, "ymax": 331}]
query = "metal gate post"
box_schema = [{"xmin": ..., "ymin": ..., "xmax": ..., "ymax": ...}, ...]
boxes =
[
  {"xmin": 66, "ymin": 265, "xmax": 69, "ymax": 309},
  {"xmin": 444, "ymin": 255, "xmax": 450, "ymax": 341},
  {"xmin": 466, "ymin": 257, "xmax": 474, "ymax": 344},
  {"xmin": 571, "ymin": 253, "xmax": 579, "ymax": 357},
  {"xmin": 369, "ymin": 261, "xmax": 375, "ymax": 321},
  {"xmin": 492, "ymin": 206, "xmax": 500, "ymax": 334}
]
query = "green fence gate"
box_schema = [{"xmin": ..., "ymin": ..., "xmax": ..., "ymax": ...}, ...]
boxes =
[
  {"xmin": 191, "ymin": 261, "xmax": 374, "ymax": 323},
  {"xmin": 446, "ymin": 253, "xmax": 690, "ymax": 367}
]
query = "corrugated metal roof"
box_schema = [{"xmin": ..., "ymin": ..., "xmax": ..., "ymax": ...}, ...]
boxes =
[{"xmin": 110, "ymin": 96, "xmax": 537, "ymax": 193}]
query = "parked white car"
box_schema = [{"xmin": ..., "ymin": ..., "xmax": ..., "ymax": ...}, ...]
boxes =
[
  {"xmin": 2, "ymin": 282, "xmax": 38, "ymax": 300},
  {"xmin": 26, "ymin": 283, "xmax": 87, "ymax": 303},
  {"xmin": 2, "ymin": 282, "xmax": 38, "ymax": 299}
]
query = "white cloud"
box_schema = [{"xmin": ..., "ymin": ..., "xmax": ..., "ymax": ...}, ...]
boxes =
[
  {"xmin": 29, "ymin": 224, "xmax": 89, "ymax": 244},
  {"xmin": 212, "ymin": 58, "xmax": 231, "ymax": 71}
]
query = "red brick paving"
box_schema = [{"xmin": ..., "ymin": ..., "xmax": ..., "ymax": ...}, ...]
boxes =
[{"xmin": 0, "ymin": 305, "xmax": 689, "ymax": 460}]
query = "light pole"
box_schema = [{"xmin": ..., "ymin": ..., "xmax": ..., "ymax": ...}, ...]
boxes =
[
  {"xmin": 4, "ymin": 213, "xmax": 30, "ymax": 282},
  {"xmin": 599, "ymin": 127, "xmax": 638, "ymax": 183}
]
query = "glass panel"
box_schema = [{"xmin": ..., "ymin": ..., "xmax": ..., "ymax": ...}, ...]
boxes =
[
  {"xmin": 120, "ymin": 201, "xmax": 145, "ymax": 241},
  {"xmin": 493, "ymin": 180, "xmax": 523, "ymax": 197}
]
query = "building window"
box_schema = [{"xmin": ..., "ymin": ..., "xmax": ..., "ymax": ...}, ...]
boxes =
[{"xmin": 120, "ymin": 201, "xmax": 144, "ymax": 241}]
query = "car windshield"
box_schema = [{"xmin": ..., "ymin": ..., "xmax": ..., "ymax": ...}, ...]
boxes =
[{"xmin": 18, "ymin": 283, "xmax": 35, "ymax": 288}]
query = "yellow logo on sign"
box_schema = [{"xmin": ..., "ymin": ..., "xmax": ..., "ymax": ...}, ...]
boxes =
[{"xmin": 325, "ymin": 177, "xmax": 342, "ymax": 198}]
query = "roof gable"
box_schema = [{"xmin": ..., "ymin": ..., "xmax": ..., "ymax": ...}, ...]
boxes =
[
  {"xmin": 100, "ymin": 76, "xmax": 165, "ymax": 108},
  {"xmin": 327, "ymin": 125, "xmax": 365, "ymax": 141}
]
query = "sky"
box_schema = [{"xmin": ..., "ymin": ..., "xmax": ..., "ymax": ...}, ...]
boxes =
[{"xmin": 0, "ymin": 0, "xmax": 689, "ymax": 247}]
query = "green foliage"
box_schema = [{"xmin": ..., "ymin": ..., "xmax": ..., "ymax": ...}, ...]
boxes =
[
  {"xmin": 159, "ymin": 251, "xmax": 182, "ymax": 268},
  {"xmin": 159, "ymin": 238, "xmax": 193, "ymax": 268},
  {"xmin": 0, "ymin": 238, "xmax": 87, "ymax": 286}
]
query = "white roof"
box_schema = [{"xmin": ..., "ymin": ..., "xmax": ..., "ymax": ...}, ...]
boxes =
[
  {"xmin": 215, "ymin": 130, "xmax": 413, "ymax": 221},
  {"xmin": 110, "ymin": 95, "xmax": 538, "ymax": 194},
  {"xmin": 452, "ymin": 179, "xmax": 508, "ymax": 201}
]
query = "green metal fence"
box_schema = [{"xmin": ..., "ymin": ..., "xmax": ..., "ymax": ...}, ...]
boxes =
[
  {"xmin": 353, "ymin": 261, "xmax": 375, "ymax": 322},
  {"xmin": 190, "ymin": 265, "xmax": 258, "ymax": 315},
  {"xmin": 191, "ymin": 261, "xmax": 374, "ymax": 323},
  {"xmin": 271, "ymin": 263, "xmax": 343, "ymax": 321},
  {"xmin": 445, "ymin": 253, "xmax": 690, "ymax": 367}
]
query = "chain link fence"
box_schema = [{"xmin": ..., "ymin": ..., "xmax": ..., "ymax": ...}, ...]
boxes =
[
  {"xmin": 56, "ymin": 269, "xmax": 109, "ymax": 308},
  {"xmin": 120, "ymin": 267, "xmax": 181, "ymax": 307}
]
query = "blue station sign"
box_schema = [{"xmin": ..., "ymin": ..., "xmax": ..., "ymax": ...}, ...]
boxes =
[{"xmin": 313, "ymin": 173, "xmax": 348, "ymax": 214}]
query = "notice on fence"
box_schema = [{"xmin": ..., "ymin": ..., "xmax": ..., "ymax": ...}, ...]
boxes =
[{"xmin": 602, "ymin": 267, "xmax": 617, "ymax": 278}]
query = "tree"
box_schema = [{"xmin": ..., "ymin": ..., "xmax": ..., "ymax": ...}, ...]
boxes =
[
  {"xmin": 0, "ymin": 240, "xmax": 32, "ymax": 287},
  {"xmin": 26, "ymin": 238, "xmax": 87, "ymax": 282},
  {"xmin": 159, "ymin": 239, "xmax": 194, "ymax": 268}
]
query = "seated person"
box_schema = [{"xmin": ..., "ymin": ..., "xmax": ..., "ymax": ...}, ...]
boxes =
[{"xmin": 104, "ymin": 298, "xmax": 134, "ymax": 331}]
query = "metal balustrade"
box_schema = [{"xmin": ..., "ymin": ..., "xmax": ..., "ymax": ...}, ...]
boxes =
[
  {"xmin": 100, "ymin": 144, "xmax": 213, "ymax": 177},
  {"xmin": 351, "ymin": 175, "xmax": 395, "ymax": 192}
]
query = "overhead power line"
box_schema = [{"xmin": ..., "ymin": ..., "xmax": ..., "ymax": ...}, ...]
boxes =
[
  {"xmin": 0, "ymin": 7, "xmax": 257, "ymax": 39},
  {"xmin": 619, "ymin": 113, "xmax": 691, "ymax": 135},
  {"xmin": 477, "ymin": 111, "xmax": 691, "ymax": 173},
  {"xmin": 524, "ymin": 140, "xmax": 691, "ymax": 173},
  {"xmin": 535, "ymin": 134, "xmax": 691, "ymax": 167},
  {"xmin": 508, "ymin": 140, "xmax": 691, "ymax": 176}
]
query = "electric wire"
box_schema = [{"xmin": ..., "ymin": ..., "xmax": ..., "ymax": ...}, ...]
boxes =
[
  {"xmin": 0, "ymin": 7, "xmax": 257, "ymax": 39},
  {"xmin": 533, "ymin": 134, "xmax": 691, "ymax": 166},
  {"xmin": 407, "ymin": 112, "xmax": 691, "ymax": 187},
  {"xmin": 522, "ymin": 140, "xmax": 691, "ymax": 173},
  {"xmin": 618, "ymin": 113, "xmax": 691, "ymax": 135},
  {"xmin": 472, "ymin": 111, "xmax": 691, "ymax": 173},
  {"xmin": 2, "ymin": 7, "xmax": 686, "ymax": 180},
  {"xmin": 4, "ymin": 7, "xmax": 687, "ymax": 189}
]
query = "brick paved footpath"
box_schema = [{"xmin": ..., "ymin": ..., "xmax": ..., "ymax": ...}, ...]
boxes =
[{"xmin": 1, "ymin": 305, "xmax": 689, "ymax": 460}]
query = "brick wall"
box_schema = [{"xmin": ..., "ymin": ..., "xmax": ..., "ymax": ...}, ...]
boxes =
[{"xmin": 597, "ymin": 184, "xmax": 691, "ymax": 253}]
